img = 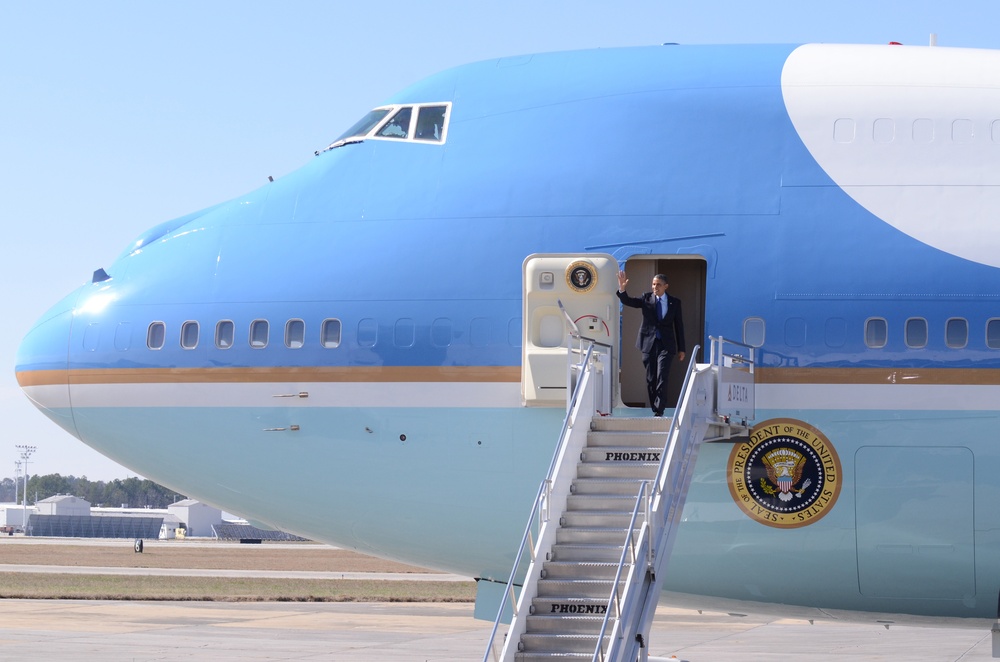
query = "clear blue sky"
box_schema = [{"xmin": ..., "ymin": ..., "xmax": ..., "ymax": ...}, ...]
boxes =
[{"xmin": 2, "ymin": 1, "xmax": 999, "ymax": 481}]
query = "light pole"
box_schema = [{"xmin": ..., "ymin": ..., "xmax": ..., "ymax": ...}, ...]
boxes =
[
  {"xmin": 13, "ymin": 461, "xmax": 21, "ymax": 507},
  {"xmin": 15, "ymin": 445, "xmax": 36, "ymax": 531}
]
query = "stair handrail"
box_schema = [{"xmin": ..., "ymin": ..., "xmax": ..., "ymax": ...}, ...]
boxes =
[
  {"xmin": 483, "ymin": 333, "xmax": 610, "ymax": 662},
  {"xmin": 591, "ymin": 344, "xmax": 705, "ymax": 662},
  {"xmin": 592, "ymin": 480, "xmax": 651, "ymax": 662},
  {"xmin": 709, "ymin": 335, "xmax": 756, "ymax": 423}
]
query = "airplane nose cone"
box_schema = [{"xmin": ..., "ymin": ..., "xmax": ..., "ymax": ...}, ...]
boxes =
[{"xmin": 15, "ymin": 293, "xmax": 80, "ymax": 439}]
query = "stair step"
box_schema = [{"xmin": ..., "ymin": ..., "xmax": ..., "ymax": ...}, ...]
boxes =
[
  {"xmin": 580, "ymin": 447, "xmax": 665, "ymax": 463},
  {"xmin": 524, "ymin": 614, "xmax": 605, "ymax": 634},
  {"xmin": 518, "ymin": 632, "xmax": 608, "ymax": 654},
  {"xmin": 530, "ymin": 595, "xmax": 611, "ymax": 617},
  {"xmin": 567, "ymin": 494, "xmax": 640, "ymax": 511},
  {"xmin": 550, "ymin": 543, "xmax": 625, "ymax": 563},
  {"xmin": 585, "ymin": 430, "xmax": 669, "ymax": 447},
  {"xmin": 577, "ymin": 462, "xmax": 659, "ymax": 479},
  {"xmin": 536, "ymin": 578, "xmax": 624, "ymax": 598},
  {"xmin": 571, "ymin": 478, "xmax": 649, "ymax": 496},
  {"xmin": 560, "ymin": 510, "xmax": 635, "ymax": 528},
  {"xmin": 541, "ymin": 560, "xmax": 623, "ymax": 580},
  {"xmin": 590, "ymin": 416, "xmax": 672, "ymax": 432},
  {"xmin": 556, "ymin": 526, "xmax": 636, "ymax": 545}
]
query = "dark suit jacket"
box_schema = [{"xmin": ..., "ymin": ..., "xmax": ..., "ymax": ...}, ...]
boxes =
[{"xmin": 617, "ymin": 290, "xmax": 686, "ymax": 355}]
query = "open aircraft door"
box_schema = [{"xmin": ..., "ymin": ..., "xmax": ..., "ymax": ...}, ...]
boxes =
[{"xmin": 522, "ymin": 254, "xmax": 619, "ymax": 406}]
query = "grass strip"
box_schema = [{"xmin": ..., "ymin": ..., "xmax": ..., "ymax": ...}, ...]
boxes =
[{"xmin": 0, "ymin": 572, "xmax": 475, "ymax": 603}]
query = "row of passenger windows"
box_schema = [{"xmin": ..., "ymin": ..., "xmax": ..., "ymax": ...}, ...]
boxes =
[
  {"xmin": 145, "ymin": 315, "xmax": 1000, "ymax": 352},
  {"xmin": 833, "ymin": 117, "xmax": 1000, "ymax": 144},
  {"xmin": 147, "ymin": 319, "xmax": 343, "ymax": 351},
  {"xmin": 142, "ymin": 316, "xmax": 517, "ymax": 351},
  {"xmin": 743, "ymin": 316, "xmax": 1000, "ymax": 349}
]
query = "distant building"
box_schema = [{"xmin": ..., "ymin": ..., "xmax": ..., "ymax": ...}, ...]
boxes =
[
  {"xmin": 36, "ymin": 494, "xmax": 90, "ymax": 516},
  {"xmin": 167, "ymin": 499, "xmax": 222, "ymax": 537},
  {"xmin": 0, "ymin": 503, "xmax": 36, "ymax": 530}
]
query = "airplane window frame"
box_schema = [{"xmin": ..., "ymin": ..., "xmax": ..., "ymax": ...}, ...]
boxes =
[
  {"xmin": 146, "ymin": 322, "xmax": 166, "ymax": 350},
  {"xmin": 904, "ymin": 317, "xmax": 928, "ymax": 349},
  {"xmin": 334, "ymin": 108, "xmax": 391, "ymax": 144},
  {"xmin": 987, "ymin": 318, "xmax": 1000, "ymax": 349},
  {"xmin": 368, "ymin": 103, "xmax": 451, "ymax": 145},
  {"xmin": 946, "ymin": 317, "xmax": 968, "ymax": 349},
  {"xmin": 376, "ymin": 106, "xmax": 413, "ymax": 140},
  {"xmin": 414, "ymin": 105, "xmax": 448, "ymax": 142},
  {"xmin": 743, "ymin": 317, "xmax": 765, "ymax": 348},
  {"xmin": 249, "ymin": 319, "xmax": 269, "ymax": 349},
  {"xmin": 285, "ymin": 319, "xmax": 305, "ymax": 349},
  {"xmin": 180, "ymin": 321, "xmax": 200, "ymax": 350},
  {"xmin": 114, "ymin": 322, "xmax": 132, "ymax": 352},
  {"xmin": 865, "ymin": 317, "xmax": 888, "ymax": 349},
  {"xmin": 321, "ymin": 318, "xmax": 342, "ymax": 348},
  {"xmin": 215, "ymin": 320, "xmax": 235, "ymax": 349}
]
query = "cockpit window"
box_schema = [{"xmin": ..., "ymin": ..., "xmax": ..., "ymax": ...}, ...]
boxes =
[
  {"xmin": 320, "ymin": 103, "xmax": 451, "ymax": 152},
  {"xmin": 335, "ymin": 108, "xmax": 391, "ymax": 143},
  {"xmin": 414, "ymin": 105, "xmax": 447, "ymax": 141},
  {"xmin": 377, "ymin": 107, "xmax": 412, "ymax": 139}
]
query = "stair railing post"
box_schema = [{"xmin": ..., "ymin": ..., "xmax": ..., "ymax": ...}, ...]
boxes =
[
  {"xmin": 645, "ymin": 481, "xmax": 654, "ymax": 571},
  {"xmin": 542, "ymin": 478, "xmax": 552, "ymax": 524}
]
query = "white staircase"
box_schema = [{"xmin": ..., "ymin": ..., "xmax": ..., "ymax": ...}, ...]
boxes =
[{"xmin": 484, "ymin": 336, "xmax": 755, "ymax": 662}]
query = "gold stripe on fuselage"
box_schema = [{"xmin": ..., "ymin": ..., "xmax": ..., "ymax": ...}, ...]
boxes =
[
  {"xmin": 16, "ymin": 366, "xmax": 1000, "ymax": 388},
  {"xmin": 15, "ymin": 365, "xmax": 523, "ymax": 387}
]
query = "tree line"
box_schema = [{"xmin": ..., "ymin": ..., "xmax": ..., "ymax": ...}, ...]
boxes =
[{"xmin": 0, "ymin": 474, "xmax": 186, "ymax": 509}]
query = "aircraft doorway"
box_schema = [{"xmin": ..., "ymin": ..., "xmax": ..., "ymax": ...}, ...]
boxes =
[{"xmin": 618, "ymin": 257, "xmax": 706, "ymax": 411}]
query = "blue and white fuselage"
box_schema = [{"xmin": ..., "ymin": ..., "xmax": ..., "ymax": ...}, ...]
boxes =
[{"xmin": 16, "ymin": 42, "xmax": 1000, "ymax": 626}]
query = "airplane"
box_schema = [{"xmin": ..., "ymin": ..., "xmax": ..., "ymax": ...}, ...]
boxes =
[{"xmin": 15, "ymin": 39, "xmax": 1000, "ymax": 642}]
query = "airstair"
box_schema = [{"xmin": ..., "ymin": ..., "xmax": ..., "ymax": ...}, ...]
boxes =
[{"xmin": 484, "ymin": 335, "xmax": 755, "ymax": 662}]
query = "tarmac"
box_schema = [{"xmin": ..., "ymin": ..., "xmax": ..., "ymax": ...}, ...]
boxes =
[
  {"xmin": 0, "ymin": 598, "xmax": 997, "ymax": 661},
  {"xmin": 0, "ymin": 538, "xmax": 998, "ymax": 661}
]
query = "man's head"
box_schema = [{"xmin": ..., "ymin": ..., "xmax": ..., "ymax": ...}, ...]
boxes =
[{"xmin": 651, "ymin": 274, "xmax": 669, "ymax": 296}]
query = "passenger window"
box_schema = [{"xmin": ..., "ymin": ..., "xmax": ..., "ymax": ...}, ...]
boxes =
[
  {"xmin": 865, "ymin": 318, "xmax": 887, "ymax": 349},
  {"xmin": 824, "ymin": 318, "xmax": 846, "ymax": 348},
  {"xmin": 414, "ymin": 105, "xmax": 447, "ymax": 141},
  {"xmin": 83, "ymin": 323, "xmax": 100, "ymax": 352},
  {"xmin": 988, "ymin": 319, "xmax": 1000, "ymax": 349},
  {"xmin": 377, "ymin": 107, "xmax": 412, "ymax": 139},
  {"xmin": 358, "ymin": 318, "xmax": 377, "ymax": 347},
  {"xmin": 114, "ymin": 322, "xmax": 132, "ymax": 351},
  {"xmin": 431, "ymin": 318, "xmax": 452, "ymax": 347},
  {"xmin": 946, "ymin": 318, "xmax": 968, "ymax": 348},
  {"xmin": 285, "ymin": 319, "xmax": 305, "ymax": 349},
  {"xmin": 873, "ymin": 118, "xmax": 895, "ymax": 143},
  {"xmin": 394, "ymin": 318, "xmax": 415, "ymax": 348},
  {"xmin": 216, "ymin": 320, "xmax": 234, "ymax": 349},
  {"xmin": 905, "ymin": 318, "xmax": 927, "ymax": 348},
  {"xmin": 249, "ymin": 320, "xmax": 269, "ymax": 348},
  {"xmin": 743, "ymin": 317, "xmax": 765, "ymax": 348},
  {"xmin": 321, "ymin": 319, "xmax": 342, "ymax": 348},
  {"xmin": 784, "ymin": 317, "xmax": 806, "ymax": 347},
  {"xmin": 833, "ymin": 118, "xmax": 855, "ymax": 143},
  {"xmin": 180, "ymin": 321, "xmax": 199, "ymax": 349},
  {"xmin": 147, "ymin": 322, "xmax": 166, "ymax": 350}
]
